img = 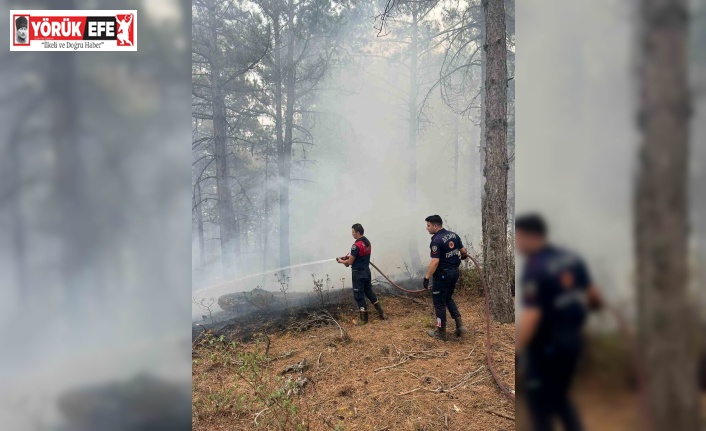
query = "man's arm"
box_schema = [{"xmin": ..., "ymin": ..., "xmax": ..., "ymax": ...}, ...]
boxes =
[
  {"xmin": 336, "ymin": 255, "xmax": 355, "ymax": 267},
  {"xmin": 460, "ymin": 247, "xmax": 468, "ymax": 260},
  {"xmin": 425, "ymin": 258, "xmax": 439, "ymax": 279},
  {"xmin": 587, "ymin": 284, "xmax": 602, "ymax": 310},
  {"xmin": 516, "ymin": 307, "xmax": 541, "ymax": 353}
]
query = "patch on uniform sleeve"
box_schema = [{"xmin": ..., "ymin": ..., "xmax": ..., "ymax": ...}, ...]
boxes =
[
  {"xmin": 351, "ymin": 245, "xmax": 357, "ymax": 251},
  {"xmin": 431, "ymin": 245, "xmax": 438, "ymax": 253}
]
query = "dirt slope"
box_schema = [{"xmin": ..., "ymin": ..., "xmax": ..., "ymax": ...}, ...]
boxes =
[{"xmin": 193, "ymin": 291, "xmax": 515, "ymax": 431}]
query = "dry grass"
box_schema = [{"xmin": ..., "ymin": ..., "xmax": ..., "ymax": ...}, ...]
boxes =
[{"xmin": 193, "ymin": 290, "xmax": 515, "ymax": 431}]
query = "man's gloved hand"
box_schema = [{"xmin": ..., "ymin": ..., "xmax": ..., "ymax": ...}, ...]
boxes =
[
  {"xmin": 423, "ymin": 277, "xmax": 430, "ymax": 289},
  {"xmin": 461, "ymin": 254, "xmax": 468, "ymax": 260}
]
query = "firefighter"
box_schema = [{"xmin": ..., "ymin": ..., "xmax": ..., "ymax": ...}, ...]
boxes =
[
  {"xmin": 423, "ymin": 215, "xmax": 468, "ymax": 340},
  {"xmin": 337, "ymin": 223, "xmax": 386, "ymax": 323},
  {"xmin": 515, "ymin": 213, "xmax": 602, "ymax": 431}
]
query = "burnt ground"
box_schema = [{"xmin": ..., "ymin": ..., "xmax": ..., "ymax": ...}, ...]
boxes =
[{"xmin": 192, "ymin": 289, "xmax": 516, "ymax": 431}]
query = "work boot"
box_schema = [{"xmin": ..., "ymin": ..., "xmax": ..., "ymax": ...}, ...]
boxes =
[
  {"xmin": 453, "ymin": 317, "xmax": 468, "ymax": 337},
  {"xmin": 373, "ymin": 302, "xmax": 387, "ymax": 320},
  {"xmin": 359, "ymin": 309, "xmax": 369, "ymax": 324},
  {"xmin": 427, "ymin": 326, "xmax": 447, "ymax": 341}
]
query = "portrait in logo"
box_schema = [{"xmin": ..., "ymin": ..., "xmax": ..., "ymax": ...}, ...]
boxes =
[{"xmin": 15, "ymin": 16, "xmax": 29, "ymax": 44}]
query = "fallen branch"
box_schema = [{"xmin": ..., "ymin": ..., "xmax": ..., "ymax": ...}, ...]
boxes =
[
  {"xmin": 485, "ymin": 409, "xmax": 515, "ymax": 421},
  {"xmin": 374, "ymin": 346, "xmax": 448, "ymax": 373},
  {"xmin": 397, "ymin": 387, "xmax": 422, "ymax": 396},
  {"xmin": 373, "ymin": 358, "xmax": 409, "ymax": 372},
  {"xmin": 281, "ymin": 359, "xmax": 309, "ymax": 375},
  {"xmin": 266, "ymin": 350, "xmax": 296, "ymax": 363},
  {"xmin": 254, "ymin": 408, "xmax": 270, "ymax": 425},
  {"xmin": 288, "ymin": 310, "xmax": 350, "ymax": 342},
  {"xmin": 192, "ymin": 324, "xmax": 210, "ymax": 346},
  {"xmin": 463, "ymin": 346, "xmax": 476, "ymax": 360}
]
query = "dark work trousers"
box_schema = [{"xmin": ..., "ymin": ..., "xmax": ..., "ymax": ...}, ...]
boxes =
[
  {"xmin": 352, "ymin": 267, "xmax": 377, "ymax": 310},
  {"xmin": 525, "ymin": 336, "xmax": 584, "ymax": 431},
  {"xmin": 431, "ymin": 267, "xmax": 461, "ymax": 327}
]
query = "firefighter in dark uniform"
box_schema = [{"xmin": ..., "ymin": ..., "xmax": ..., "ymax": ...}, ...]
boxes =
[
  {"xmin": 423, "ymin": 215, "xmax": 468, "ymax": 340},
  {"xmin": 515, "ymin": 214, "xmax": 602, "ymax": 431},
  {"xmin": 336, "ymin": 223, "xmax": 386, "ymax": 323}
]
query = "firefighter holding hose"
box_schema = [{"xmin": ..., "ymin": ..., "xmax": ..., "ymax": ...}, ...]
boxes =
[
  {"xmin": 515, "ymin": 213, "xmax": 602, "ymax": 431},
  {"xmin": 423, "ymin": 215, "xmax": 468, "ymax": 341},
  {"xmin": 336, "ymin": 223, "xmax": 386, "ymax": 324}
]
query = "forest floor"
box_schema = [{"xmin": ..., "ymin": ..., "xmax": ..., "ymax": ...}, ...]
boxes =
[{"xmin": 192, "ymin": 290, "xmax": 516, "ymax": 431}]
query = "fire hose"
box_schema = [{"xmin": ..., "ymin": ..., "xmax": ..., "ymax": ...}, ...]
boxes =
[{"xmin": 369, "ymin": 258, "xmax": 515, "ymax": 402}]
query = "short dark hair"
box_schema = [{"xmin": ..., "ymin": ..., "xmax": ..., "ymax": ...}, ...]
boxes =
[
  {"xmin": 351, "ymin": 223, "xmax": 364, "ymax": 235},
  {"xmin": 515, "ymin": 213, "xmax": 547, "ymax": 237},
  {"xmin": 425, "ymin": 215, "xmax": 443, "ymax": 226}
]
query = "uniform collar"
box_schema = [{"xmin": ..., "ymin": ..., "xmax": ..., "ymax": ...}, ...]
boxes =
[{"xmin": 433, "ymin": 228, "xmax": 447, "ymax": 238}]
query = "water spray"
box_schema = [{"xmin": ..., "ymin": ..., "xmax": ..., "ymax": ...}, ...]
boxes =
[{"xmin": 193, "ymin": 258, "xmax": 337, "ymax": 295}]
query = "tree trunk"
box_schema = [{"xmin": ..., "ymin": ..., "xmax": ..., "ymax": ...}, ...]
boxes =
[
  {"xmin": 407, "ymin": 7, "xmax": 422, "ymax": 271},
  {"xmin": 262, "ymin": 144, "xmax": 269, "ymax": 272},
  {"xmin": 197, "ymin": 183, "xmax": 206, "ymax": 267},
  {"xmin": 209, "ymin": 2, "xmax": 238, "ymax": 277},
  {"xmin": 470, "ymin": 137, "xmax": 478, "ymax": 215},
  {"xmin": 479, "ymin": 11, "xmax": 487, "ymax": 254},
  {"xmin": 50, "ymin": 46, "xmax": 83, "ymax": 308},
  {"xmin": 453, "ymin": 114, "xmax": 459, "ymax": 197},
  {"xmin": 273, "ymin": 17, "xmax": 286, "ymax": 271},
  {"xmin": 479, "ymin": 15, "xmax": 487, "ymax": 205},
  {"xmin": 278, "ymin": 1, "xmax": 295, "ymax": 271},
  {"xmin": 482, "ymin": 0, "xmax": 513, "ymax": 323},
  {"xmin": 635, "ymin": 0, "xmax": 697, "ymax": 429}
]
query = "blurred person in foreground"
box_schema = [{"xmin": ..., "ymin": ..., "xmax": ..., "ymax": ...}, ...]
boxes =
[{"xmin": 515, "ymin": 214, "xmax": 602, "ymax": 431}]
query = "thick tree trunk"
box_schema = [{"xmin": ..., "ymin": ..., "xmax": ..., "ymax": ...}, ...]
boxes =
[
  {"xmin": 479, "ymin": 13, "xmax": 487, "ymax": 255},
  {"xmin": 407, "ymin": 7, "xmax": 422, "ymax": 271},
  {"xmin": 635, "ymin": 0, "xmax": 697, "ymax": 429},
  {"xmin": 479, "ymin": 17, "xmax": 487, "ymax": 205},
  {"xmin": 482, "ymin": 0, "xmax": 513, "ymax": 323},
  {"xmin": 209, "ymin": 3, "xmax": 238, "ymax": 277}
]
